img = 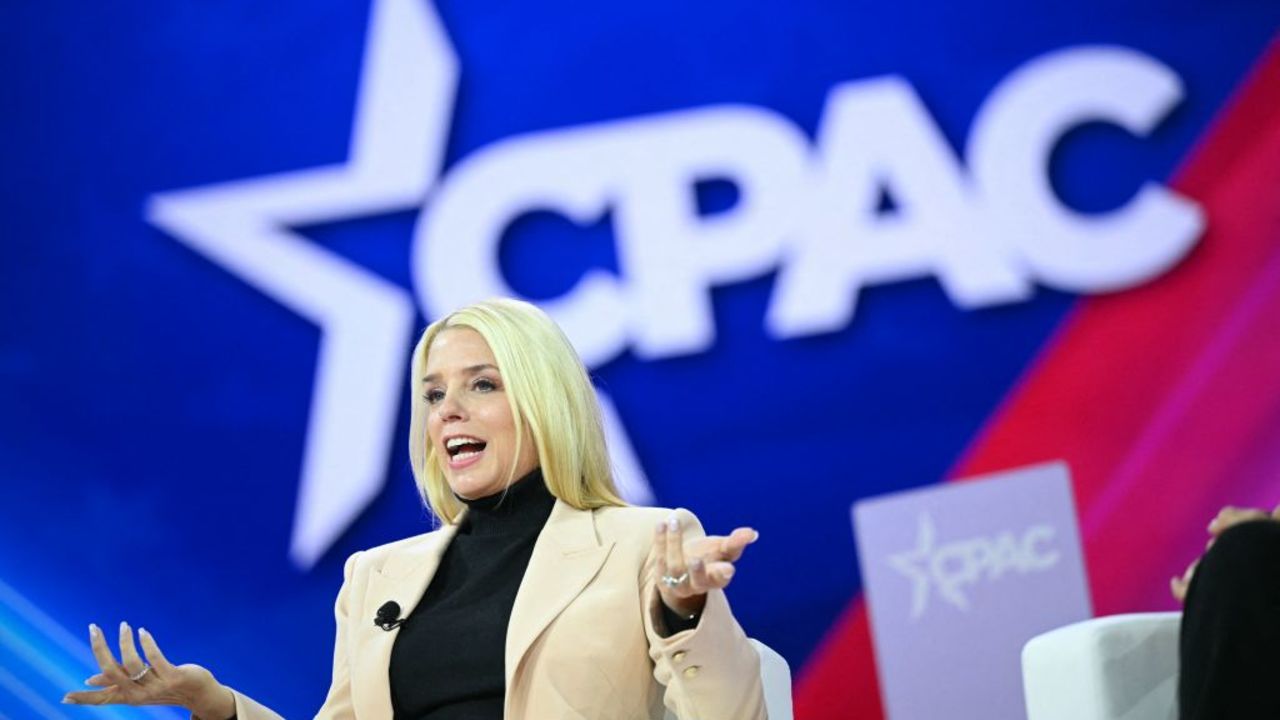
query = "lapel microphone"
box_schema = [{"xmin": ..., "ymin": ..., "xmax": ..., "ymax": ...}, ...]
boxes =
[{"xmin": 375, "ymin": 601, "xmax": 406, "ymax": 631}]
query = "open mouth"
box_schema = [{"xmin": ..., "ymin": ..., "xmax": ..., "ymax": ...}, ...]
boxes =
[{"xmin": 445, "ymin": 436, "xmax": 487, "ymax": 463}]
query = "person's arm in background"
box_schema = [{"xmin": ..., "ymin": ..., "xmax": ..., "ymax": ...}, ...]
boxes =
[{"xmin": 1171, "ymin": 505, "xmax": 1278, "ymax": 601}]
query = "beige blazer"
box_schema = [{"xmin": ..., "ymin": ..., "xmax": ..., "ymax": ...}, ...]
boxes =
[{"xmin": 222, "ymin": 503, "xmax": 766, "ymax": 720}]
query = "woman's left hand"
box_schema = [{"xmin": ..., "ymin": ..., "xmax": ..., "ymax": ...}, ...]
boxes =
[{"xmin": 654, "ymin": 515, "xmax": 759, "ymax": 617}]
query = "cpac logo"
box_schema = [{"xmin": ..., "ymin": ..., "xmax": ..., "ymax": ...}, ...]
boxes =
[
  {"xmin": 888, "ymin": 514, "xmax": 1060, "ymax": 619},
  {"xmin": 146, "ymin": 0, "xmax": 1202, "ymax": 567}
]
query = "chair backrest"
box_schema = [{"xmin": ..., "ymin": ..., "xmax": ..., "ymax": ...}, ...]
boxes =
[
  {"xmin": 662, "ymin": 638, "xmax": 793, "ymax": 720},
  {"xmin": 1022, "ymin": 612, "xmax": 1180, "ymax": 720}
]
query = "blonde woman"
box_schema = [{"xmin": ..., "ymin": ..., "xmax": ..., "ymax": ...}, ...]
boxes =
[{"xmin": 66, "ymin": 298, "xmax": 766, "ymax": 720}]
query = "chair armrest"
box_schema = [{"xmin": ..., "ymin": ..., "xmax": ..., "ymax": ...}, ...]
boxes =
[
  {"xmin": 752, "ymin": 638, "xmax": 794, "ymax": 720},
  {"xmin": 1022, "ymin": 612, "xmax": 1181, "ymax": 720}
]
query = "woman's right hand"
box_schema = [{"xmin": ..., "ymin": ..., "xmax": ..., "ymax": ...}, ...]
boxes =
[{"xmin": 62, "ymin": 622, "xmax": 236, "ymax": 720}]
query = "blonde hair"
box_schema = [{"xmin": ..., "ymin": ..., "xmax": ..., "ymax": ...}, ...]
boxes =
[{"xmin": 408, "ymin": 298, "xmax": 627, "ymax": 523}]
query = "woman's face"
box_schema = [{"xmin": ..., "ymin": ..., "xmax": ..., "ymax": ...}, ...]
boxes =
[{"xmin": 423, "ymin": 327, "xmax": 539, "ymax": 500}]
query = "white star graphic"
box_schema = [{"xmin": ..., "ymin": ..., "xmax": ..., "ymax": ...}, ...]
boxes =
[
  {"xmin": 888, "ymin": 513, "xmax": 935, "ymax": 619},
  {"xmin": 148, "ymin": 0, "xmax": 652, "ymax": 568},
  {"xmin": 886, "ymin": 512, "xmax": 973, "ymax": 619}
]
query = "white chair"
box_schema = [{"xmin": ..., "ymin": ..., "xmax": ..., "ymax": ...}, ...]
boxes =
[
  {"xmin": 752, "ymin": 639, "xmax": 794, "ymax": 720},
  {"xmin": 1022, "ymin": 613, "xmax": 1180, "ymax": 720},
  {"xmin": 663, "ymin": 639, "xmax": 793, "ymax": 720}
]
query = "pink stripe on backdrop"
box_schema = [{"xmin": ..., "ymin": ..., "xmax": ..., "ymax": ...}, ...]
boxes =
[{"xmin": 1088, "ymin": 236, "xmax": 1280, "ymax": 537}]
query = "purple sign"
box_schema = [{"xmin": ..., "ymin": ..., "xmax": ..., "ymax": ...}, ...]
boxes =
[{"xmin": 853, "ymin": 461, "xmax": 1092, "ymax": 720}]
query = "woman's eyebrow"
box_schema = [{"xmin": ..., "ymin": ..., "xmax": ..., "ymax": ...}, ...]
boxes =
[{"xmin": 422, "ymin": 364, "xmax": 498, "ymax": 384}]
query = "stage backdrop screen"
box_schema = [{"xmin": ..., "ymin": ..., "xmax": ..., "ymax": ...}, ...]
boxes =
[{"xmin": 4, "ymin": 2, "xmax": 1279, "ymax": 718}]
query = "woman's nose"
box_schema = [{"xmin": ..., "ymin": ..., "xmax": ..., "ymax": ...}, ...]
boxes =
[{"xmin": 436, "ymin": 392, "xmax": 467, "ymax": 421}]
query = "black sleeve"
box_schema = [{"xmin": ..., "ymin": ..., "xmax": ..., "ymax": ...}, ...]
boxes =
[{"xmin": 659, "ymin": 601, "xmax": 702, "ymax": 636}]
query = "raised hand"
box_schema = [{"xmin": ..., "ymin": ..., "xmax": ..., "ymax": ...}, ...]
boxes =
[
  {"xmin": 63, "ymin": 622, "xmax": 235, "ymax": 720},
  {"xmin": 1170, "ymin": 558, "xmax": 1198, "ymax": 603},
  {"xmin": 1171, "ymin": 506, "xmax": 1277, "ymax": 602},
  {"xmin": 654, "ymin": 514, "xmax": 759, "ymax": 618},
  {"xmin": 1206, "ymin": 506, "xmax": 1270, "ymax": 538}
]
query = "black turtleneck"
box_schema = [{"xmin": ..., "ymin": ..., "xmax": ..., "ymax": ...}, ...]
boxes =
[{"xmin": 389, "ymin": 468, "xmax": 556, "ymax": 720}]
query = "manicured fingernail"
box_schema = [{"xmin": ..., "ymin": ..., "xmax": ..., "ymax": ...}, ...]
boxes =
[
  {"xmin": 666, "ymin": 516, "xmax": 679, "ymax": 532},
  {"xmin": 89, "ymin": 623, "xmax": 99, "ymax": 638},
  {"xmin": 62, "ymin": 695, "xmax": 76, "ymax": 704},
  {"xmin": 139, "ymin": 627, "xmax": 150, "ymax": 638},
  {"xmin": 120, "ymin": 621, "xmax": 128, "ymax": 633},
  {"xmin": 751, "ymin": 530, "xmax": 760, "ymax": 542}
]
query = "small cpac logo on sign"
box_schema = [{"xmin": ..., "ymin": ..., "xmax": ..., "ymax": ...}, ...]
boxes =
[{"xmin": 888, "ymin": 513, "xmax": 1060, "ymax": 619}]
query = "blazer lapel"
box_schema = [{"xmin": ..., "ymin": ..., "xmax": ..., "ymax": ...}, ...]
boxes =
[
  {"xmin": 352, "ymin": 521, "xmax": 460, "ymax": 720},
  {"xmin": 504, "ymin": 501, "xmax": 614, "ymax": 690}
]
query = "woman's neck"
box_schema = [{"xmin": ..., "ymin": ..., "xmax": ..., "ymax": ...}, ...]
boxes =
[{"xmin": 456, "ymin": 467, "xmax": 554, "ymax": 536}]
